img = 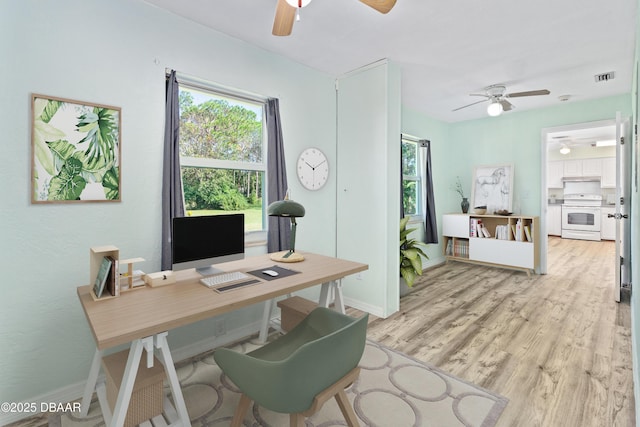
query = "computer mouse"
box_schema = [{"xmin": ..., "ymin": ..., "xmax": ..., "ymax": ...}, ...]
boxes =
[{"xmin": 262, "ymin": 269, "xmax": 279, "ymax": 277}]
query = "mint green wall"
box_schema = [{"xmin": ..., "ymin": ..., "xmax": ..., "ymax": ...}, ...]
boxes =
[
  {"xmin": 2, "ymin": 0, "xmax": 638, "ymax": 415},
  {"xmin": 447, "ymin": 94, "xmax": 631, "ymax": 217},
  {"xmin": 401, "ymin": 107, "xmax": 451, "ymax": 263},
  {"xmin": 0, "ymin": 0, "xmax": 337, "ymax": 405},
  {"xmin": 336, "ymin": 61, "xmax": 402, "ymax": 317}
]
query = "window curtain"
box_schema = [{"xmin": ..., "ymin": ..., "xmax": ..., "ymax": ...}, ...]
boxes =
[
  {"xmin": 161, "ymin": 70, "xmax": 185, "ymax": 270},
  {"xmin": 266, "ymin": 98, "xmax": 290, "ymax": 253},
  {"xmin": 420, "ymin": 139, "xmax": 438, "ymax": 244}
]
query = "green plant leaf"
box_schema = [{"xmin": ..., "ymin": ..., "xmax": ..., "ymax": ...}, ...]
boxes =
[
  {"xmin": 33, "ymin": 120, "xmax": 66, "ymax": 176},
  {"xmin": 77, "ymin": 107, "xmax": 119, "ymax": 164},
  {"xmin": 40, "ymin": 99, "xmax": 63, "ymax": 123},
  {"xmin": 102, "ymin": 167, "xmax": 119, "ymax": 200},
  {"xmin": 48, "ymin": 157, "xmax": 87, "ymax": 200},
  {"xmin": 400, "ymin": 267, "xmax": 417, "ymax": 287},
  {"xmin": 399, "ymin": 216, "xmax": 429, "ymax": 287}
]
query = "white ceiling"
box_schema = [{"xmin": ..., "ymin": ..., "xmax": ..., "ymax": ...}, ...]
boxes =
[{"xmin": 143, "ymin": 0, "xmax": 637, "ymax": 123}]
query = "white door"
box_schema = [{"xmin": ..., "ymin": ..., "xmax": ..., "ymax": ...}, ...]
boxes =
[{"xmin": 614, "ymin": 113, "xmax": 631, "ymax": 302}]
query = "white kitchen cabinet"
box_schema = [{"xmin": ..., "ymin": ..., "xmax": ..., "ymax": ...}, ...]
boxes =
[
  {"xmin": 563, "ymin": 159, "xmax": 582, "ymax": 177},
  {"xmin": 547, "ymin": 161, "xmax": 564, "ymax": 188},
  {"xmin": 601, "ymin": 157, "xmax": 616, "ymax": 188},
  {"xmin": 582, "ymin": 158, "xmax": 602, "ymax": 176},
  {"xmin": 601, "ymin": 207, "xmax": 616, "ymax": 240},
  {"xmin": 442, "ymin": 213, "xmax": 539, "ymax": 275},
  {"xmin": 547, "ymin": 205, "xmax": 561, "ymax": 236}
]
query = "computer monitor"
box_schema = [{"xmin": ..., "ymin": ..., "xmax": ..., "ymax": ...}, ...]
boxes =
[{"xmin": 172, "ymin": 214, "xmax": 245, "ymax": 276}]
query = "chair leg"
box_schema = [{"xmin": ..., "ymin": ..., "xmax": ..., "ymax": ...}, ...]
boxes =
[
  {"xmin": 335, "ymin": 389, "xmax": 360, "ymax": 427},
  {"xmin": 289, "ymin": 413, "xmax": 305, "ymax": 427},
  {"xmin": 231, "ymin": 394, "xmax": 253, "ymax": 427}
]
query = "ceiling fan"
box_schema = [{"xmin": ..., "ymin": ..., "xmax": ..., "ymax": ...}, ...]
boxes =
[
  {"xmin": 272, "ymin": 0, "xmax": 397, "ymax": 36},
  {"xmin": 453, "ymin": 84, "xmax": 550, "ymax": 116}
]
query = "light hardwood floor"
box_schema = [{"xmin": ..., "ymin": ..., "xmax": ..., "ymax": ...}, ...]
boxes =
[{"xmin": 356, "ymin": 236, "xmax": 634, "ymax": 427}]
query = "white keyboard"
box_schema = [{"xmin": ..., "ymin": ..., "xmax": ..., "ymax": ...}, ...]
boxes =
[{"xmin": 200, "ymin": 271, "xmax": 250, "ymax": 288}]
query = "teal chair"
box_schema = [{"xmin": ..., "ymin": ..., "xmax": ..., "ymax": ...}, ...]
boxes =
[{"xmin": 214, "ymin": 307, "xmax": 368, "ymax": 427}]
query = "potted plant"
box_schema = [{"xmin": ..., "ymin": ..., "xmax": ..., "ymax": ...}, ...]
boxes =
[
  {"xmin": 452, "ymin": 176, "xmax": 469, "ymax": 213},
  {"xmin": 400, "ymin": 217, "xmax": 429, "ymax": 292}
]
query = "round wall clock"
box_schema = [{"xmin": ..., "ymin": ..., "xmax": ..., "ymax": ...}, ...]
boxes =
[{"xmin": 296, "ymin": 147, "xmax": 329, "ymax": 191}]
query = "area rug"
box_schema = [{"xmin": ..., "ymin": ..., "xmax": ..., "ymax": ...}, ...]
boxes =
[{"xmin": 60, "ymin": 340, "xmax": 508, "ymax": 427}]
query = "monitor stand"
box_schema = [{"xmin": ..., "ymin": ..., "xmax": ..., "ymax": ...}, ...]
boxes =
[{"xmin": 195, "ymin": 265, "xmax": 224, "ymax": 276}]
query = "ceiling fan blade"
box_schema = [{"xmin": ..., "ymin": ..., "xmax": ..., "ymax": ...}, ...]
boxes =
[
  {"xmin": 452, "ymin": 98, "xmax": 488, "ymax": 112},
  {"xmin": 506, "ymin": 89, "xmax": 550, "ymax": 98},
  {"xmin": 272, "ymin": 0, "xmax": 296, "ymax": 36},
  {"xmin": 359, "ymin": 0, "xmax": 397, "ymax": 14},
  {"xmin": 500, "ymin": 99, "xmax": 514, "ymax": 111}
]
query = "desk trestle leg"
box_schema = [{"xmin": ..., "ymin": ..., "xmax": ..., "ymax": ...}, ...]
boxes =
[
  {"xmin": 80, "ymin": 348, "xmax": 104, "ymax": 417},
  {"xmin": 155, "ymin": 332, "xmax": 191, "ymax": 427},
  {"xmin": 319, "ymin": 280, "xmax": 345, "ymax": 313},
  {"xmin": 110, "ymin": 337, "xmax": 147, "ymax": 427}
]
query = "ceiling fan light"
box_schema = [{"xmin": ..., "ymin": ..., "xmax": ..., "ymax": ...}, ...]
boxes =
[
  {"xmin": 487, "ymin": 101, "xmax": 503, "ymax": 117},
  {"xmin": 560, "ymin": 145, "xmax": 571, "ymax": 155},
  {"xmin": 285, "ymin": 0, "xmax": 312, "ymax": 7}
]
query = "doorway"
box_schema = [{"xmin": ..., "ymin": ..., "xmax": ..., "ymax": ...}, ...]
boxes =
[{"xmin": 540, "ymin": 117, "xmax": 631, "ymax": 301}]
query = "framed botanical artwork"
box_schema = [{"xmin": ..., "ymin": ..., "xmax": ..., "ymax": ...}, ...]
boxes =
[
  {"xmin": 471, "ymin": 163, "xmax": 514, "ymax": 213},
  {"xmin": 31, "ymin": 94, "xmax": 121, "ymax": 203}
]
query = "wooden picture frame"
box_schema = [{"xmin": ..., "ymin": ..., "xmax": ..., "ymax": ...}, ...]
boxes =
[
  {"xmin": 31, "ymin": 94, "xmax": 121, "ymax": 203},
  {"xmin": 471, "ymin": 163, "xmax": 514, "ymax": 213}
]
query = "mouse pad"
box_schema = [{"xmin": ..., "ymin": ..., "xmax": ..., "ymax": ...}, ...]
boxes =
[{"xmin": 247, "ymin": 265, "xmax": 300, "ymax": 281}]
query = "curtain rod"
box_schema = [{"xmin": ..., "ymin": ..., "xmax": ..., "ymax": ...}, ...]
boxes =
[{"xmin": 165, "ymin": 68, "xmax": 270, "ymax": 104}]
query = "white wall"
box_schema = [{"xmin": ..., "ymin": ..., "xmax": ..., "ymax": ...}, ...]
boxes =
[
  {"xmin": 335, "ymin": 61, "xmax": 401, "ymax": 317},
  {"xmin": 0, "ymin": 0, "xmax": 337, "ymax": 406}
]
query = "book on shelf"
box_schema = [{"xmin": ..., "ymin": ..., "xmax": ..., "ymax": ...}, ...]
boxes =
[
  {"xmin": 481, "ymin": 225, "xmax": 491, "ymax": 238},
  {"xmin": 106, "ymin": 255, "xmax": 119, "ymax": 297},
  {"xmin": 495, "ymin": 224, "xmax": 508, "ymax": 240},
  {"xmin": 93, "ymin": 256, "xmax": 112, "ymax": 298},
  {"xmin": 524, "ymin": 225, "xmax": 532, "ymax": 242},
  {"xmin": 446, "ymin": 239, "xmax": 453, "ymax": 256}
]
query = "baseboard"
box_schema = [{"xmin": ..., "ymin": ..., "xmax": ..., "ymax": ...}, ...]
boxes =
[
  {"xmin": 0, "ymin": 320, "xmax": 264, "ymax": 426},
  {"xmin": 342, "ymin": 297, "xmax": 385, "ymax": 318},
  {"xmin": 424, "ymin": 256, "xmax": 446, "ymax": 269}
]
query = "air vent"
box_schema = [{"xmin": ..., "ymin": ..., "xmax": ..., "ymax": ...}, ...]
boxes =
[{"xmin": 594, "ymin": 71, "xmax": 615, "ymax": 82}]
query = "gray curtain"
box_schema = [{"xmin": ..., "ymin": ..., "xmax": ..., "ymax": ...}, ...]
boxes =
[
  {"xmin": 161, "ymin": 70, "xmax": 185, "ymax": 270},
  {"xmin": 266, "ymin": 98, "xmax": 290, "ymax": 253},
  {"xmin": 421, "ymin": 139, "xmax": 438, "ymax": 244}
]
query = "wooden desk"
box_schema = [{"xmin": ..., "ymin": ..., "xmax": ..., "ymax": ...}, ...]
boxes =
[{"xmin": 77, "ymin": 251, "xmax": 367, "ymax": 427}]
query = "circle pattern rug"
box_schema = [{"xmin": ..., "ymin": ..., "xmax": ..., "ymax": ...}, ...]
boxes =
[{"xmin": 60, "ymin": 340, "xmax": 508, "ymax": 427}]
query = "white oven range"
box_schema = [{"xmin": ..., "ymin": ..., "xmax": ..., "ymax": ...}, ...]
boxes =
[{"xmin": 561, "ymin": 193, "xmax": 602, "ymax": 241}]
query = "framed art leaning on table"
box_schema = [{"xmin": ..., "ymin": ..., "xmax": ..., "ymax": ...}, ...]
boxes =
[{"xmin": 471, "ymin": 163, "xmax": 514, "ymax": 214}]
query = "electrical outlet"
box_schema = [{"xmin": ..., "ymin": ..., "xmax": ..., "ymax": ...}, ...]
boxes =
[{"xmin": 214, "ymin": 319, "xmax": 226, "ymax": 336}]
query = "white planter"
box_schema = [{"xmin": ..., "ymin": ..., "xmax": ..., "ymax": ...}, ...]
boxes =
[{"xmin": 400, "ymin": 277, "xmax": 413, "ymax": 297}]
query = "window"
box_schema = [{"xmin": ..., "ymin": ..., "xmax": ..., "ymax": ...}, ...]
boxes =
[
  {"xmin": 402, "ymin": 136, "xmax": 422, "ymax": 216},
  {"xmin": 178, "ymin": 85, "xmax": 266, "ymax": 232}
]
